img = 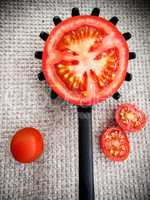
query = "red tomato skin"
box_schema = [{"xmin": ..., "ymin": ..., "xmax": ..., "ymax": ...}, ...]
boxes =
[
  {"xmin": 99, "ymin": 127, "xmax": 130, "ymax": 161},
  {"xmin": 42, "ymin": 16, "xmax": 129, "ymax": 106},
  {"xmin": 115, "ymin": 103, "xmax": 147, "ymax": 132},
  {"xmin": 10, "ymin": 127, "xmax": 44, "ymax": 163}
]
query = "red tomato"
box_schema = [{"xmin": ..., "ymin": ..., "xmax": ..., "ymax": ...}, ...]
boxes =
[
  {"xmin": 10, "ymin": 128, "xmax": 44, "ymax": 163},
  {"xmin": 115, "ymin": 103, "xmax": 147, "ymax": 132},
  {"xmin": 99, "ymin": 127, "xmax": 130, "ymax": 161},
  {"xmin": 42, "ymin": 16, "xmax": 129, "ymax": 106}
]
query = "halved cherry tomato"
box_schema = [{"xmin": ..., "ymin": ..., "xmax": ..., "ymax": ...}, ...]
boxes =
[
  {"xmin": 42, "ymin": 16, "xmax": 129, "ymax": 105},
  {"xmin": 10, "ymin": 128, "xmax": 44, "ymax": 163},
  {"xmin": 115, "ymin": 103, "xmax": 147, "ymax": 132},
  {"xmin": 99, "ymin": 127, "xmax": 130, "ymax": 161}
]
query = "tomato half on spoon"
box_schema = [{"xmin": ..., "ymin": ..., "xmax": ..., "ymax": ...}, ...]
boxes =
[
  {"xmin": 115, "ymin": 103, "xmax": 147, "ymax": 132},
  {"xmin": 99, "ymin": 127, "xmax": 130, "ymax": 161},
  {"xmin": 42, "ymin": 16, "xmax": 129, "ymax": 105}
]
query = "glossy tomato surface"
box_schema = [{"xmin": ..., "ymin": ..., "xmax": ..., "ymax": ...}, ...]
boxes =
[
  {"xmin": 42, "ymin": 16, "xmax": 129, "ymax": 105},
  {"xmin": 99, "ymin": 127, "xmax": 130, "ymax": 161},
  {"xmin": 115, "ymin": 103, "xmax": 147, "ymax": 132},
  {"xmin": 10, "ymin": 127, "xmax": 44, "ymax": 163}
]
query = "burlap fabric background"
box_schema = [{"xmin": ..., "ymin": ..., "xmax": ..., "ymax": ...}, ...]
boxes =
[{"xmin": 0, "ymin": 0, "xmax": 150, "ymax": 199}]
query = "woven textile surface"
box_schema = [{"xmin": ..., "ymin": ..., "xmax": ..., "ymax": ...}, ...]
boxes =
[{"xmin": 0, "ymin": 0, "xmax": 150, "ymax": 199}]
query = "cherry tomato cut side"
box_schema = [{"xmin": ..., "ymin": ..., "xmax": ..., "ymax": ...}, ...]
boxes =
[
  {"xmin": 42, "ymin": 16, "xmax": 129, "ymax": 106},
  {"xmin": 99, "ymin": 127, "xmax": 130, "ymax": 161},
  {"xmin": 10, "ymin": 127, "xmax": 44, "ymax": 163},
  {"xmin": 115, "ymin": 103, "xmax": 147, "ymax": 132}
]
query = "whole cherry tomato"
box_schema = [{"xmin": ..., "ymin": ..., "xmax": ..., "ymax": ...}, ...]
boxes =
[{"xmin": 10, "ymin": 127, "xmax": 44, "ymax": 163}]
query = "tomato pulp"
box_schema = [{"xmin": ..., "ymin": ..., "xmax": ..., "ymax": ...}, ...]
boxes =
[
  {"xmin": 99, "ymin": 127, "xmax": 130, "ymax": 161},
  {"xmin": 115, "ymin": 103, "xmax": 147, "ymax": 132},
  {"xmin": 42, "ymin": 16, "xmax": 129, "ymax": 105}
]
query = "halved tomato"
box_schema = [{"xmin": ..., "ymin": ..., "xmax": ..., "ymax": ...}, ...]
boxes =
[
  {"xmin": 99, "ymin": 127, "xmax": 130, "ymax": 161},
  {"xmin": 115, "ymin": 103, "xmax": 147, "ymax": 132},
  {"xmin": 42, "ymin": 16, "xmax": 129, "ymax": 105}
]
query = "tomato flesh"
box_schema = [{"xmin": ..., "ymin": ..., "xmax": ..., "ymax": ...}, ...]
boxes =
[
  {"xmin": 115, "ymin": 103, "xmax": 147, "ymax": 132},
  {"xmin": 99, "ymin": 127, "xmax": 130, "ymax": 161},
  {"xmin": 42, "ymin": 16, "xmax": 129, "ymax": 105},
  {"xmin": 10, "ymin": 128, "xmax": 44, "ymax": 163}
]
